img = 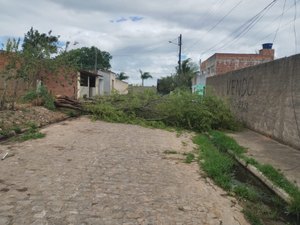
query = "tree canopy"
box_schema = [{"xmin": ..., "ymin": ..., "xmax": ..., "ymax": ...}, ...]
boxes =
[
  {"xmin": 157, "ymin": 58, "xmax": 198, "ymax": 94},
  {"xmin": 22, "ymin": 27, "xmax": 59, "ymax": 59},
  {"xmin": 63, "ymin": 46, "xmax": 112, "ymax": 71},
  {"xmin": 116, "ymin": 72, "xmax": 129, "ymax": 81}
]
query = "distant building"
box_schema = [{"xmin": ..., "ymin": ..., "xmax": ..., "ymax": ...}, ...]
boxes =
[
  {"xmin": 201, "ymin": 43, "xmax": 274, "ymax": 77},
  {"xmin": 191, "ymin": 71, "xmax": 206, "ymax": 95},
  {"xmin": 77, "ymin": 70, "xmax": 103, "ymax": 98},
  {"xmin": 192, "ymin": 44, "xmax": 275, "ymax": 95},
  {"xmin": 98, "ymin": 70, "xmax": 128, "ymax": 95},
  {"xmin": 77, "ymin": 70, "xmax": 128, "ymax": 98}
]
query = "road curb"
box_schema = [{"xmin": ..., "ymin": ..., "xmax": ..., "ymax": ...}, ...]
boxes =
[{"xmin": 228, "ymin": 150, "xmax": 292, "ymax": 204}]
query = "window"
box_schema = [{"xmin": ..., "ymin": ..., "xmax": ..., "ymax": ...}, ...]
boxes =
[
  {"xmin": 80, "ymin": 74, "xmax": 88, "ymax": 87},
  {"xmin": 89, "ymin": 76, "xmax": 96, "ymax": 88}
]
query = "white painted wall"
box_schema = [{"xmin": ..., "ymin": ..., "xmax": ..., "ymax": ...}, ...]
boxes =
[{"xmin": 115, "ymin": 79, "xmax": 128, "ymax": 94}]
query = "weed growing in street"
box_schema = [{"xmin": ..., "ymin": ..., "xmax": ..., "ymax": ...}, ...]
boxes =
[
  {"xmin": 163, "ymin": 150, "xmax": 178, "ymax": 154},
  {"xmin": 12, "ymin": 121, "xmax": 45, "ymax": 142},
  {"xmin": 184, "ymin": 152, "xmax": 195, "ymax": 163}
]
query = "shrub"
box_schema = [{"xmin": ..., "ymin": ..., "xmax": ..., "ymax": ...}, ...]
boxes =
[{"xmin": 22, "ymin": 85, "xmax": 55, "ymax": 110}]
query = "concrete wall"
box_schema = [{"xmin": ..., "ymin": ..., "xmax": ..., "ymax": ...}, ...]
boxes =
[
  {"xmin": 115, "ymin": 79, "xmax": 128, "ymax": 94},
  {"xmin": 206, "ymin": 54, "xmax": 300, "ymax": 150},
  {"xmin": 99, "ymin": 71, "xmax": 112, "ymax": 95}
]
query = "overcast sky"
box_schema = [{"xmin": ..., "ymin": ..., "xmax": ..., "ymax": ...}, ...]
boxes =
[{"xmin": 0, "ymin": 0, "xmax": 299, "ymax": 85}]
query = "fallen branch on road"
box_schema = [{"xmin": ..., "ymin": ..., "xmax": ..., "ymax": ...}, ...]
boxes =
[{"xmin": 54, "ymin": 95, "xmax": 83, "ymax": 111}]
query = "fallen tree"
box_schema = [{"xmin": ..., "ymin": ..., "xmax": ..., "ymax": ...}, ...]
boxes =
[{"xmin": 54, "ymin": 95, "xmax": 82, "ymax": 111}]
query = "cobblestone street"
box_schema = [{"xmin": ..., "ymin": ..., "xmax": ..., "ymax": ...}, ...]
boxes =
[{"xmin": 0, "ymin": 117, "xmax": 249, "ymax": 225}]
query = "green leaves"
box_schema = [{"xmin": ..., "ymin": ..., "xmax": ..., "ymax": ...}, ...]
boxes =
[
  {"xmin": 116, "ymin": 72, "xmax": 129, "ymax": 81},
  {"xmin": 139, "ymin": 69, "xmax": 152, "ymax": 86},
  {"xmin": 63, "ymin": 46, "xmax": 112, "ymax": 71},
  {"xmin": 86, "ymin": 90, "xmax": 238, "ymax": 132},
  {"xmin": 22, "ymin": 27, "xmax": 59, "ymax": 59},
  {"xmin": 158, "ymin": 58, "xmax": 199, "ymax": 94}
]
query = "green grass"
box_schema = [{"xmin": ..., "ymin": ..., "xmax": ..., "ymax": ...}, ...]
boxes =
[
  {"xmin": 193, "ymin": 134, "xmax": 234, "ymax": 190},
  {"xmin": 210, "ymin": 130, "xmax": 246, "ymax": 155},
  {"xmin": 194, "ymin": 132, "xmax": 300, "ymax": 225},
  {"xmin": 11, "ymin": 125, "xmax": 22, "ymax": 134},
  {"xmin": 233, "ymin": 184, "xmax": 258, "ymax": 201},
  {"xmin": 184, "ymin": 152, "xmax": 195, "ymax": 163},
  {"xmin": 11, "ymin": 122, "xmax": 45, "ymax": 142},
  {"xmin": 243, "ymin": 209, "xmax": 264, "ymax": 225},
  {"xmin": 19, "ymin": 131, "xmax": 45, "ymax": 141},
  {"xmin": 207, "ymin": 131, "xmax": 300, "ymax": 219}
]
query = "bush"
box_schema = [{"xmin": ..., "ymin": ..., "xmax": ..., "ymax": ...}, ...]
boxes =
[{"xmin": 22, "ymin": 85, "xmax": 55, "ymax": 110}]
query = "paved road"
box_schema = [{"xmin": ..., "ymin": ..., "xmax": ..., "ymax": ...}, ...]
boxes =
[{"xmin": 0, "ymin": 117, "xmax": 249, "ymax": 225}]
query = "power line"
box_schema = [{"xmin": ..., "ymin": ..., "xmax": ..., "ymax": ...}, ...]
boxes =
[
  {"xmin": 253, "ymin": 17, "xmax": 300, "ymax": 48},
  {"xmin": 215, "ymin": 0, "xmax": 278, "ymax": 51},
  {"xmin": 250, "ymin": 0, "xmax": 300, "ymax": 48},
  {"xmin": 293, "ymin": 0, "xmax": 298, "ymax": 53},
  {"xmin": 273, "ymin": 0, "xmax": 287, "ymax": 43},
  {"xmin": 184, "ymin": 0, "xmax": 243, "ymax": 53},
  {"xmin": 200, "ymin": 0, "xmax": 279, "ymax": 56}
]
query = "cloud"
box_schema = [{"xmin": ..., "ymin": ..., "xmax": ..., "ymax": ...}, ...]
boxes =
[{"xmin": 0, "ymin": 0, "xmax": 299, "ymax": 86}]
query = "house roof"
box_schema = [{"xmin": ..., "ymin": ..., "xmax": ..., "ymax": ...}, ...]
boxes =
[{"xmin": 79, "ymin": 70, "xmax": 103, "ymax": 77}]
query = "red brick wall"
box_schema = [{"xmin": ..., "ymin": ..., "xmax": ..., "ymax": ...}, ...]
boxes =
[
  {"xmin": 0, "ymin": 53, "xmax": 78, "ymax": 99},
  {"xmin": 0, "ymin": 53, "xmax": 30, "ymax": 99},
  {"xmin": 201, "ymin": 50, "xmax": 275, "ymax": 77},
  {"xmin": 42, "ymin": 72, "xmax": 78, "ymax": 99},
  {"xmin": 215, "ymin": 53, "xmax": 274, "ymax": 75},
  {"xmin": 0, "ymin": 53, "xmax": 7, "ymax": 69}
]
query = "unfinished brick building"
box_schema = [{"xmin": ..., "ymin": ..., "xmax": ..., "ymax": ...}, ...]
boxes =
[{"xmin": 201, "ymin": 44, "xmax": 275, "ymax": 77}]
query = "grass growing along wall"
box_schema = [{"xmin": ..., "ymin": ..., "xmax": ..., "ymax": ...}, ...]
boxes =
[
  {"xmin": 193, "ymin": 133, "xmax": 299, "ymax": 225},
  {"xmin": 208, "ymin": 131, "xmax": 300, "ymax": 221},
  {"xmin": 194, "ymin": 134, "xmax": 234, "ymax": 190}
]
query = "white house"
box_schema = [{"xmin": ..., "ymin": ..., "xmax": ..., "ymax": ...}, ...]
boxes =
[
  {"xmin": 77, "ymin": 70, "xmax": 128, "ymax": 98},
  {"xmin": 98, "ymin": 70, "xmax": 128, "ymax": 95}
]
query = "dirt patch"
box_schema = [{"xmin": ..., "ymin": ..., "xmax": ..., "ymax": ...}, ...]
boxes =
[{"xmin": 0, "ymin": 105, "xmax": 69, "ymax": 133}]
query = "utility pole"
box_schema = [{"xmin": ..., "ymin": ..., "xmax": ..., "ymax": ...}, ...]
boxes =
[
  {"xmin": 178, "ymin": 34, "xmax": 182, "ymax": 73},
  {"xmin": 94, "ymin": 47, "xmax": 98, "ymax": 73},
  {"xmin": 169, "ymin": 34, "xmax": 182, "ymax": 73}
]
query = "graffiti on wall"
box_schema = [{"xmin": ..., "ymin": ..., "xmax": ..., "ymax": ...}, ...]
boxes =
[
  {"xmin": 226, "ymin": 76, "xmax": 255, "ymax": 112},
  {"xmin": 231, "ymin": 99, "xmax": 249, "ymax": 112},
  {"xmin": 227, "ymin": 76, "xmax": 254, "ymax": 96}
]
